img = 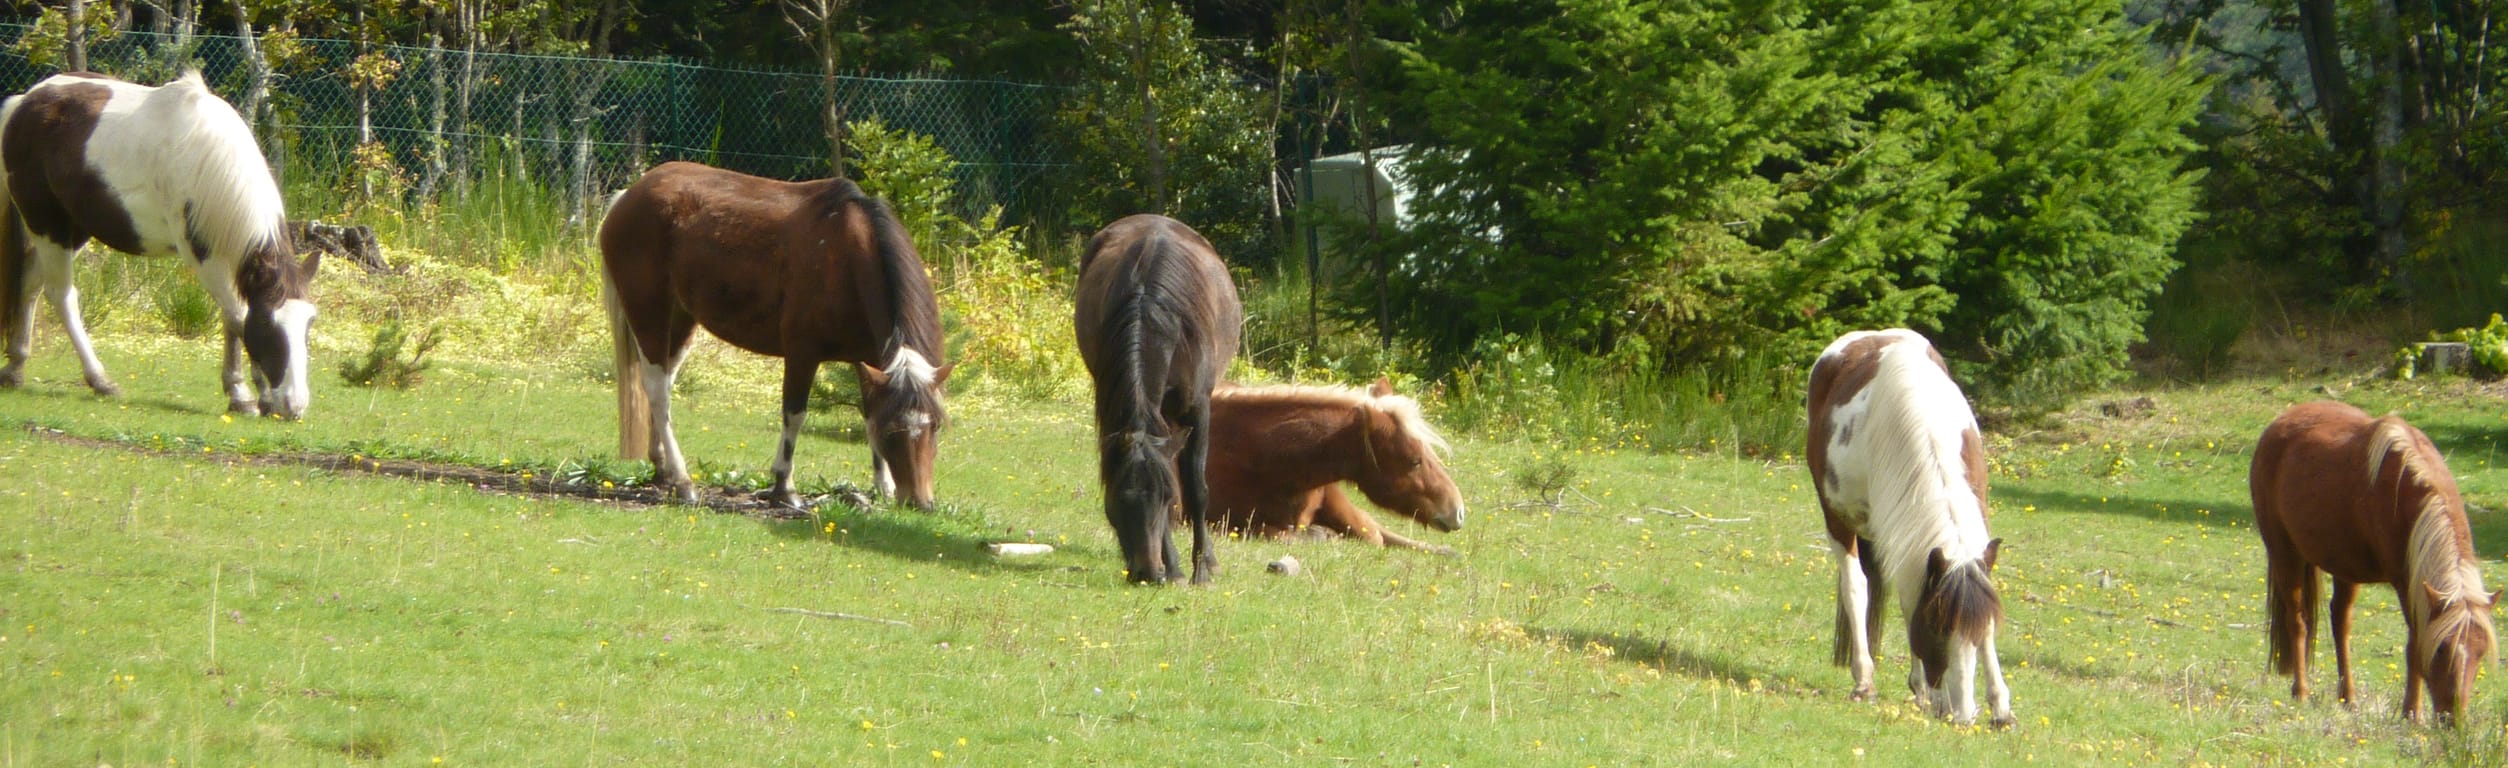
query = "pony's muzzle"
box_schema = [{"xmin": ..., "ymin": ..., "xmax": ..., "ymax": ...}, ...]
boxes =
[{"xmin": 1428, "ymin": 502, "xmax": 1466, "ymax": 532}]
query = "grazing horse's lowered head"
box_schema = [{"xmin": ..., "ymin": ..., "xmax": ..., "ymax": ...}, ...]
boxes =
[
  {"xmin": 856, "ymin": 346, "xmax": 951, "ymax": 510},
  {"xmin": 0, "ymin": 71, "xmax": 319, "ymax": 418}
]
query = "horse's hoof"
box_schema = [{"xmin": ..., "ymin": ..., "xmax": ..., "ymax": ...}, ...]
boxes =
[
  {"xmin": 1424, "ymin": 544, "xmax": 1459, "ymax": 557},
  {"xmin": 87, "ymin": 378, "xmax": 120, "ymax": 397},
  {"xmin": 759, "ymin": 489, "xmax": 809, "ymax": 511},
  {"xmin": 0, "ymin": 370, "xmax": 22, "ymax": 388},
  {"xmin": 1989, "ymin": 714, "xmax": 2016, "ymax": 731},
  {"xmin": 228, "ymin": 400, "xmax": 261, "ymax": 417}
]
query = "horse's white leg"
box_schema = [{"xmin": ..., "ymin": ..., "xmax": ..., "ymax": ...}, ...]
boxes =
[
  {"xmin": 196, "ymin": 268, "xmax": 257, "ymax": 414},
  {"xmin": 764, "ymin": 359, "xmax": 813, "ymax": 508},
  {"xmin": 0, "ymin": 241, "xmax": 41, "ymax": 388},
  {"xmin": 1983, "ymin": 632, "xmax": 2015, "ymax": 728},
  {"xmin": 27, "ymin": 243, "xmax": 116, "ymax": 395},
  {"xmin": 1947, "ymin": 638, "xmax": 1980, "ymax": 725},
  {"xmin": 1835, "ymin": 543, "xmax": 1877, "ymax": 701},
  {"xmin": 641, "ymin": 354, "xmax": 696, "ymax": 504}
]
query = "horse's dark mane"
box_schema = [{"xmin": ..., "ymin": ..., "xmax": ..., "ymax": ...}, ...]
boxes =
[
  {"xmin": 1088, "ymin": 235, "xmax": 1210, "ymax": 435},
  {"xmin": 1910, "ymin": 559, "xmax": 2003, "ymax": 682},
  {"xmin": 230, "ymin": 234, "xmax": 302, "ymax": 308},
  {"xmin": 813, "ymin": 178, "xmax": 945, "ymax": 366}
]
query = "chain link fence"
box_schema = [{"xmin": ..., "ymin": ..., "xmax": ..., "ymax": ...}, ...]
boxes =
[{"xmin": 0, "ymin": 22, "xmax": 1066, "ymax": 224}]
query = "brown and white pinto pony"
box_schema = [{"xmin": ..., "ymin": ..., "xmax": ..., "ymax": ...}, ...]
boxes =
[
  {"xmin": 0, "ymin": 72, "xmax": 319, "ymax": 418},
  {"xmin": 1207, "ymin": 379, "xmax": 1465, "ymax": 554},
  {"xmin": 1806, "ymin": 329, "xmax": 2011, "ymax": 727},
  {"xmin": 600, "ymin": 161, "xmax": 951, "ymax": 509},
  {"xmin": 2252, "ymin": 400, "xmax": 2498, "ymax": 723}
]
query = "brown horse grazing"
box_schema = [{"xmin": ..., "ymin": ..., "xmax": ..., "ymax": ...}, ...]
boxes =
[
  {"xmin": 1206, "ymin": 379, "xmax": 1465, "ymax": 554},
  {"xmin": 2253, "ymin": 400, "xmax": 2499, "ymax": 723},
  {"xmin": 599, "ymin": 161, "xmax": 951, "ymax": 509},
  {"xmin": 1074, "ymin": 214, "xmax": 1242, "ymax": 584}
]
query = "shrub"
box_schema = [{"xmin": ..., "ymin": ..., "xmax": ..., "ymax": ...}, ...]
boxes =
[{"xmin": 338, "ymin": 318, "xmax": 441, "ymax": 389}]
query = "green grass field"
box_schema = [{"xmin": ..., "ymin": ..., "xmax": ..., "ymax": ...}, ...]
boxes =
[{"xmin": 4, "ymin": 333, "xmax": 2506, "ymax": 766}]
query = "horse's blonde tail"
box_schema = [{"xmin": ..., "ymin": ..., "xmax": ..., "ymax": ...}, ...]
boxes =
[{"xmin": 604, "ymin": 271, "xmax": 650, "ymax": 460}]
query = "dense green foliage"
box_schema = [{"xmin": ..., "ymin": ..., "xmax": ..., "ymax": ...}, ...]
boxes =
[{"xmin": 1381, "ymin": 0, "xmax": 2207, "ymax": 405}]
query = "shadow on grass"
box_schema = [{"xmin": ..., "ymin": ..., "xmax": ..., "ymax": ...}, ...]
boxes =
[
  {"xmin": 1993, "ymin": 483, "xmax": 2251, "ymax": 527},
  {"xmin": 757, "ymin": 501, "xmax": 1072, "ymax": 576},
  {"xmin": 1524, "ymin": 626, "xmax": 1814, "ymax": 695},
  {"xmin": 2, "ymin": 383, "xmax": 213, "ymax": 418}
]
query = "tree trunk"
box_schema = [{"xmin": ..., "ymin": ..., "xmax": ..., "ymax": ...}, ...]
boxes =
[
  {"xmin": 416, "ymin": 33, "xmax": 448, "ymax": 201},
  {"xmin": 2370, "ymin": 0, "xmax": 2409, "ymax": 279},
  {"xmin": 1134, "ymin": 1, "xmax": 1167, "ymax": 211},
  {"xmin": 230, "ymin": 0, "xmax": 273, "ymax": 177},
  {"xmin": 66, "ymin": 0, "xmax": 86, "ymax": 72},
  {"xmin": 569, "ymin": 0, "xmax": 623, "ymax": 229},
  {"xmin": 1344, "ymin": 0, "xmax": 1390, "ymax": 351},
  {"xmin": 2296, "ymin": 0, "xmax": 2355, "ymax": 140},
  {"xmin": 453, "ymin": 3, "xmax": 480, "ymax": 202}
]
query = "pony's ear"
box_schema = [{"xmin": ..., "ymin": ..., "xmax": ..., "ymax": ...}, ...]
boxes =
[
  {"xmin": 1925, "ymin": 547, "xmax": 1949, "ymax": 584},
  {"xmin": 1371, "ymin": 376, "xmax": 1394, "ymax": 397},
  {"xmin": 2490, "ymin": 589, "xmax": 2504, "ymax": 608},
  {"xmin": 299, "ymin": 250, "xmax": 322, "ymax": 280},
  {"xmin": 2424, "ymin": 582, "xmax": 2452, "ymax": 614},
  {"xmin": 1982, "ymin": 538, "xmax": 2003, "ymax": 572},
  {"xmin": 933, "ymin": 362, "xmax": 955, "ymax": 386},
  {"xmin": 856, "ymin": 361, "xmax": 891, "ymax": 389}
]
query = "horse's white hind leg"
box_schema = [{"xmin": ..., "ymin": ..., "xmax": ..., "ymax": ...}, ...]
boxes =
[
  {"xmin": 641, "ymin": 355, "xmax": 696, "ymax": 503},
  {"xmin": 1835, "ymin": 543, "xmax": 1877, "ymax": 701},
  {"xmin": 1983, "ymin": 633, "xmax": 2014, "ymax": 728}
]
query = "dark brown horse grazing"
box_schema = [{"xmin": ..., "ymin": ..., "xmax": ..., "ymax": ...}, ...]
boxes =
[
  {"xmin": 1206, "ymin": 379, "xmax": 1465, "ymax": 554},
  {"xmin": 599, "ymin": 161, "xmax": 951, "ymax": 509},
  {"xmin": 2253, "ymin": 400, "xmax": 2498, "ymax": 723},
  {"xmin": 1074, "ymin": 214, "xmax": 1242, "ymax": 584}
]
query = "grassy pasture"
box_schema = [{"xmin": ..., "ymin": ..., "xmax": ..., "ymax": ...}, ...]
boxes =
[{"xmin": 3, "ymin": 335, "xmax": 2507, "ymax": 766}]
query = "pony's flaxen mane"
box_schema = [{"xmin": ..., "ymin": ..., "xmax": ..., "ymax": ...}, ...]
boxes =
[
  {"xmin": 1214, "ymin": 384, "xmax": 1451, "ymax": 455},
  {"xmin": 2381, "ymin": 418, "xmax": 2495, "ymax": 660},
  {"xmin": 1856, "ymin": 342, "xmax": 1994, "ymax": 585}
]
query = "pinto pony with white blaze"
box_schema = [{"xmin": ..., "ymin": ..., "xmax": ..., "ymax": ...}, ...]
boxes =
[
  {"xmin": 0, "ymin": 72, "xmax": 318, "ymax": 418},
  {"xmin": 598, "ymin": 161, "xmax": 950, "ymax": 509},
  {"xmin": 2252, "ymin": 400, "xmax": 2498, "ymax": 723},
  {"xmin": 1805, "ymin": 329, "xmax": 2012, "ymax": 727}
]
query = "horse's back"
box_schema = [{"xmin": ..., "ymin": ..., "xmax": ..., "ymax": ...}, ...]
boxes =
[
  {"xmin": 1807, "ymin": 331, "xmax": 1979, "ymax": 525},
  {"xmin": 2252, "ymin": 400, "xmax": 2443, "ymax": 580},
  {"xmin": 1073, "ymin": 214, "xmax": 1244, "ymax": 386}
]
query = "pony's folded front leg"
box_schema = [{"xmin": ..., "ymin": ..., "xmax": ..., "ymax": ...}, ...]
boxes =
[{"xmin": 221, "ymin": 323, "xmax": 258, "ymax": 415}]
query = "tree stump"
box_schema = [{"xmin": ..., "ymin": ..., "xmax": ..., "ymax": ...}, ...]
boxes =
[{"xmin": 286, "ymin": 220, "xmax": 393, "ymax": 275}]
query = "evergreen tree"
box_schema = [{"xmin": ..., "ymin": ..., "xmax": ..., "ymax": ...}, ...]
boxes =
[{"xmin": 1385, "ymin": 0, "xmax": 2207, "ymax": 406}]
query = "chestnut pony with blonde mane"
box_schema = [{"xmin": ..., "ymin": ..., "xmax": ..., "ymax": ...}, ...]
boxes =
[
  {"xmin": 1806, "ymin": 329, "xmax": 2012, "ymax": 727},
  {"xmin": 600, "ymin": 161, "xmax": 950, "ymax": 509},
  {"xmin": 2253, "ymin": 400, "xmax": 2498, "ymax": 723},
  {"xmin": 1074, "ymin": 214, "xmax": 1241, "ymax": 584},
  {"xmin": 1207, "ymin": 379, "xmax": 1466, "ymax": 553}
]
